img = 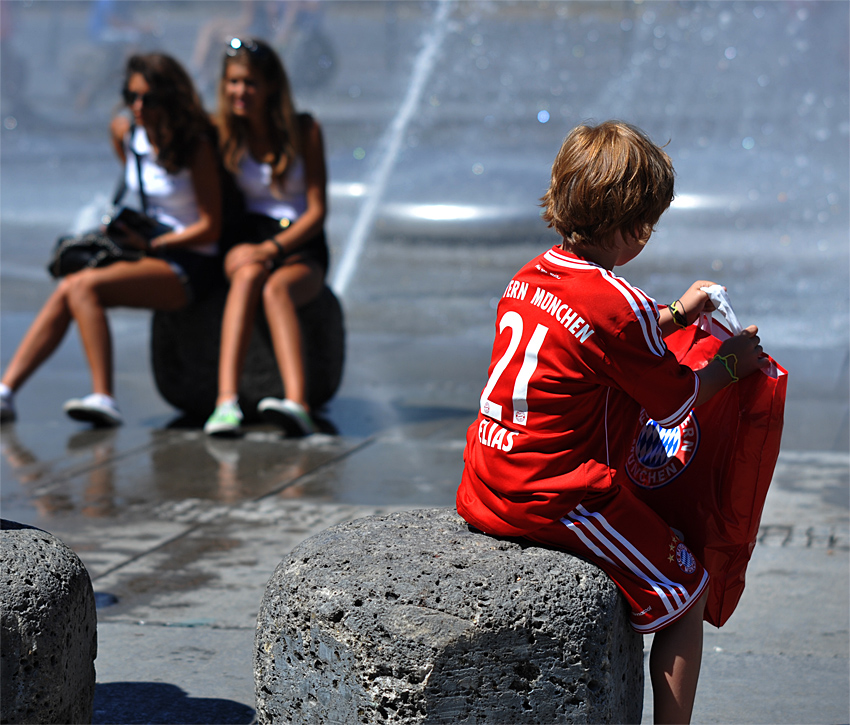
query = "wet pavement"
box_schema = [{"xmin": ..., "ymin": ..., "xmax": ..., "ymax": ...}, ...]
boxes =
[{"xmin": 1, "ymin": 2, "xmax": 848, "ymax": 723}]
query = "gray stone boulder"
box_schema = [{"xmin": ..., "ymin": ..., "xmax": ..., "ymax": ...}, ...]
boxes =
[
  {"xmin": 1, "ymin": 520, "xmax": 97, "ymax": 725},
  {"xmin": 152, "ymin": 284, "xmax": 345, "ymax": 421},
  {"xmin": 255, "ymin": 508, "xmax": 643, "ymax": 724}
]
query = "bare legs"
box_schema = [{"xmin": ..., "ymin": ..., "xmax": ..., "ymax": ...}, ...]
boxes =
[
  {"xmin": 650, "ymin": 588, "xmax": 708, "ymax": 724},
  {"xmin": 263, "ymin": 262, "xmax": 323, "ymax": 409},
  {"xmin": 215, "ymin": 255, "xmax": 324, "ymax": 410},
  {"xmin": 216, "ymin": 261, "xmax": 269, "ymax": 403},
  {"xmin": 2, "ymin": 259, "xmax": 187, "ymax": 397},
  {"xmin": 2, "ymin": 283, "xmax": 75, "ymax": 392}
]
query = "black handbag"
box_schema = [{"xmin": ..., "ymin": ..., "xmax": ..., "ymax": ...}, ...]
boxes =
[
  {"xmin": 47, "ymin": 128, "xmax": 172, "ymax": 278},
  {"xmin": 47, "ymin": 230, "xmax": 145, "ymax": 278},
  {"xmin": 105, "ymin": 206, "xmax": 173, "ymax": 241}
]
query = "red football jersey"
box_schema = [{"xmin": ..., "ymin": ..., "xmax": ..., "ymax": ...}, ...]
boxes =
[{"xmin": 457, "ymin": 245, "xmax": 700, "ymax": 536}]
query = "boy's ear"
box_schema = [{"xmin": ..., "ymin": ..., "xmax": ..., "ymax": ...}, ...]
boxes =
[
  {"xmin": 616, "ymin": 225, "xmax": 638, "ymax": 246},
  {"xmin": 624, "ymin": 222, "xmax": 651, "ymax": 245}
]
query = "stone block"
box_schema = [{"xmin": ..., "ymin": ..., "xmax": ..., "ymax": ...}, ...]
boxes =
[
  {"xmin": 151, "ymin": 284, "xmax": 345, "ymax": 421},
  {"xmin": 255, "ymin": 508, "xmax": 643, "ymax": 724},
  {"xmin": 1, "ymin": 520, "xmax": 97, "ymax": 725}
]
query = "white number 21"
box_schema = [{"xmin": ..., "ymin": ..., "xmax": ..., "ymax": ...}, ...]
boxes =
[{"xmin": 480, "ymin": 311, "xmax": 548, "ymax": 426}]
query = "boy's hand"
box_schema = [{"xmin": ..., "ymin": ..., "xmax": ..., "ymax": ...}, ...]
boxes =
[
  {"xmin": 679, "ymin": 280, "xmax": 721, "ymax": 320},
  {"xmin": 695, "ymin": 325, "xmax": 768, "ymax": 404},
  {"xmin": 716, "ymin": 325, "xmax": 769, "ymax": 380},
  {"xmin": 660, "ymin": 280, "xmax": 721, "ymax": 336}
]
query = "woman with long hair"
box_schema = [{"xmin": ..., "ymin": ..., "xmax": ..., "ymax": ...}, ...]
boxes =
[
  {"xmin": 203, "ymin": 37, "xmax": 328, "ymax": 437},
  {"xmin": 0, "ymin": 53, "xmax": 222, "ymax": 427}
]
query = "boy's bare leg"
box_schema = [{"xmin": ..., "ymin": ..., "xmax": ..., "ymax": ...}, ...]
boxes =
[{"xmin": 649, "ymin": 589, "xmax": 708, "ymax": 724}]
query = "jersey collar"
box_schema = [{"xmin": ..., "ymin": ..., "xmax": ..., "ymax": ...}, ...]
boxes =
[{"xmin": 543, "ymin": 245, "xmax": 604, "ymax": 270}]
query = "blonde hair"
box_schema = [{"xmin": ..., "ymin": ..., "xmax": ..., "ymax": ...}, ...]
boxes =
[
  {"xmin": 214, "ymin": 38, "xmax": 302, "ymax": 190},
  {"xmin": 540, "ymin": 121, "xmax": 675, "ymax": 251}
]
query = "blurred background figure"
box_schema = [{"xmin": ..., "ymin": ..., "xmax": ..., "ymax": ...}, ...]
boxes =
[
  {"xmin": 0, "ymin": 2, "xmax": 32, "ymax": 123},
  {"xmin": 204, "ymin": 38, "xmax": 329, "ymax": 438},
  {"xmin": 64, "ymin": 0, "xmax": 161, "ymax": 111},
  {"xmin": 0, "ymin": 53, "xmax": 222, "ymax": 428},
  {"xmin": 191, "ymin": 0, "xmax": 335, "ymax": 103}
]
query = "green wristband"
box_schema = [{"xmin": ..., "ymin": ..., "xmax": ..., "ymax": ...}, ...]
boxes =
[{"xmin": 713, "ymin": 353, "xmax": 739, "ymax": 384}]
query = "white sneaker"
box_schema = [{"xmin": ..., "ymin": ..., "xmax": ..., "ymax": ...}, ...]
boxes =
[
  {"xmin": 0, "ymin": 387, "xmax": 16, "ymax": 424},
  {"xmin": 63, "ymin": 394, "xmax": 123, "ymax": 427},
  {"xmin": 257, "ymin": 398, "xmax": 316, "ymax": 437},
  {"xmin": 204, "ymin": 400, "xmax": 243, "ymax": 437}
]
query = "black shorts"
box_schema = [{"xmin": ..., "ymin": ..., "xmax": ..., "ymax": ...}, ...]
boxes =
[
  {"xmin": 235, "ymin": 213, "xmax": 329, "ymax": 274},
  {"xmin": 154, "ymin": 248, "xmax": 223, "ymax": 303}
]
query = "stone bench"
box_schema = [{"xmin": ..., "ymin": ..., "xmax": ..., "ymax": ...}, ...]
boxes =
[
  {"xmin": 151, "ymin": 284, "xmax": 345, "ymax": 421},
  {"xmin": 1, "ymin": 520, "xmax": 97, "ymax": 725},
  {"xmin": 254, "ymin": 508, "xmax": 643, "ymax": 724}
]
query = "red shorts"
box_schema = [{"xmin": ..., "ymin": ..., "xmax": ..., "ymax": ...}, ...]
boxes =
[{"xmin": 524, "ymin": 485, "xmax": 709, "ymax": 633}]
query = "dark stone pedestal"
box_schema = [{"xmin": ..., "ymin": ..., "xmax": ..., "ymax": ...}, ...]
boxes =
[{"xmin": 151, "ymin": 285, "xmax": 345, "ymax": 421}]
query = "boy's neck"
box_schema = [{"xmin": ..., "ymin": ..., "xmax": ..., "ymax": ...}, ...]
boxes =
[
  {"xmin": 561, "ymin": 228, "xmax": 644, "ymax": 271},
  {"xmin": 560, "ymin": 241, "xmax": 618, "ymax": 270}
]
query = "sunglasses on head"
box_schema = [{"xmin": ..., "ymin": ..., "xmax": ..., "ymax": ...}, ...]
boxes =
[
  {"xmin": 122, "ymin": 89, "xmax": 161, "ymax": 108},
  {"xmin": 226, "ymin": 37, "xmax": 267, "ymax": 57}
]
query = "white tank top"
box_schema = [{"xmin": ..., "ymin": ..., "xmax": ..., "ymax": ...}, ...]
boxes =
[
  {"xmin": 124, "ymin": 127, "xmax": 216, "ymax": 256},
  {"xmin": 237, "ymin": 153, "xmax": 307, "ymax": 222}
]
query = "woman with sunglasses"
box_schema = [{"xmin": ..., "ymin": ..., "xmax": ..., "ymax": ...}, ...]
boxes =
[
  {"xmin": 203, "ymin": 37, "xmax": 328, "ymax": 437},
  {"xmin": 0, "ymin": 53, "xmax": 222, "ymax": 426}
]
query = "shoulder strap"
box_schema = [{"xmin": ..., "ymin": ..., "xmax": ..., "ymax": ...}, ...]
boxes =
[
  {"xmin": 111, "ymin": 175, "xmax": 127, "ymax": 208},
  {"xmin": 113, "ymin": 124, "xmax": 149, "ymax": 213},
  {"xmin": 130, "ymin": 126, "xmax": 149, "ymax": 214},
  {"xmin": 111, "ymin": 123, "xmax": 148, "ymax": 212},
  {"xmin": 134, "ymin": 150, "xmax": 147, "ymax": 214},
  {"xmin": 111, "ymin": 126, "xmax": 129, "ymax": 207}
]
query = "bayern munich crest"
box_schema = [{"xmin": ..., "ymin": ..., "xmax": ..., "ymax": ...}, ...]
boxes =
[
  {"xmin": 625, "ymin": 409, "xmax": 700, "ymax": 489},
  {"xmin": 675, "ymin": 543, "xmax": 697, "ymax": 574}
]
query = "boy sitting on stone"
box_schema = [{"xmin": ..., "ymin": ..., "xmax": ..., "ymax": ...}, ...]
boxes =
[{"xmin": 457, "ymin": 120, "xmax": 766, "ymax": 723}]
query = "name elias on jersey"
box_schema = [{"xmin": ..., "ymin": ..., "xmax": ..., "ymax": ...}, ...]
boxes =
[
  {"xmin": 502, "ymin": 279, "xmax": 595, "ymax": 343},
  {"xmin": 478, "ymin": 418, "xmax": 517, "ymax": 452}
]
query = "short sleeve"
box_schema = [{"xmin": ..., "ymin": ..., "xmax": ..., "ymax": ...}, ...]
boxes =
[{"xmin": 605, "ymin": 317, "xmax": 699, "ymax": 428}]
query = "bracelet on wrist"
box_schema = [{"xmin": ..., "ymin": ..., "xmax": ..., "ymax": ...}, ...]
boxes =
[
  {"xmin": 669, "ymin": 299, "xmax": 689, "ymax": 328},
  {"xmin": 713, "ymin": 353, "xmax": 739, "ymax": 384},
  {"xmin": 270, "ymin": 239, "xmax": 286, "ymax": 258}
]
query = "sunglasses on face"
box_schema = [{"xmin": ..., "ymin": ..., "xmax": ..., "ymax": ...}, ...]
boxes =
[
  {"xmin": 226, "ymin": 37, "xmax": 267, "ymax": 57},
  {"xmin": 122, "ymin": 89, "xmax": 161, "ymax": 108}
]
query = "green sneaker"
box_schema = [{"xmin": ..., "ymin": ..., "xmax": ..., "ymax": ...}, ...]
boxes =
[
  {"xmin": 257, "ymin": 397, "xmax": 316, "ymax": 437},
  {"xmin": 204, "ymin": 400, "xmax": 243, "ymax": 437}
]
